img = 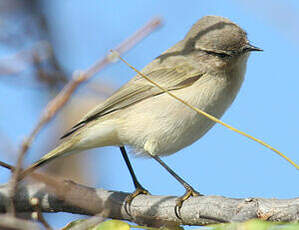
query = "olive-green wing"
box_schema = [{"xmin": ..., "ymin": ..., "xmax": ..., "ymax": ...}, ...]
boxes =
[{"xmin": 61, "ymin": 63, "xmax": 203, "ymax": 138}]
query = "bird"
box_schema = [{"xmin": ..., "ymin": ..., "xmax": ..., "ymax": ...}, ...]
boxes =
[{"xmin": 20, "ymin": 15, "xmax": 262, "ymax": 216}]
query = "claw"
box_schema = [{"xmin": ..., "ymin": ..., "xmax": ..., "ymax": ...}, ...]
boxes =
[
  {"xmin": 175, "ymin": 187, "xmax": 202, "ymax": 219},
  {"xmin": 124, "ymin": 186, "xmax": 150, "ymax": 216}
]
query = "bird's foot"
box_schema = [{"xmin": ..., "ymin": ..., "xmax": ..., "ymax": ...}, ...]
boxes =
[
  {"xmin": 125, "ymin": 186, "xmax": 150, "ymax": 216},
  {"xmin": 175, "ymin": 187, "xmax": 203, "ymax": 219}
]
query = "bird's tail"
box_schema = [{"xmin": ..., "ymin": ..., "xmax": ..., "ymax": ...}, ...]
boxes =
[{"xmin": 19, "ymin": 141, "xmax": 74, "ymax": 181}]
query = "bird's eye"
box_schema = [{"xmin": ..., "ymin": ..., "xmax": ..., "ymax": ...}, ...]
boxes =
[
  {"xmin": 212, "ymin": 51, "xmax": 233, "ymax": 59},
  {"xmin": 204, "ymin": 50, "xmax": 231, "ymax": 58},
  {"xmin": 215, "ymin": 52, "xmax": 230, "ymax": 58}
]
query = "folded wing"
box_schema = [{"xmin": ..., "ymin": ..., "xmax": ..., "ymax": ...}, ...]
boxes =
[{"xmin": 61, "ymin": 62, "xmax": 204, "ymax": 139}]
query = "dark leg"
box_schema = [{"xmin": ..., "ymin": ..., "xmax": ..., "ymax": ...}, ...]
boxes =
[
  {"xmin": 150, "ymin": 154, "xmax": 202, "ymax": 218},
  {"xmin": 120, "ymin": 146, "xmax": 149, "ymax": 212}
]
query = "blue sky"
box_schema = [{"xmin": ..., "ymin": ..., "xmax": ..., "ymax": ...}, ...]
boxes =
[{"xmin": 1, "ymin": 0, "xmax": 299, "ymax": 228}]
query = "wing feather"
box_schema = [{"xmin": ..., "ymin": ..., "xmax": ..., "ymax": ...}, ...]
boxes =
[{"xmin": 61, "ymin": 62, "xmax": 204, "ymax": 139}]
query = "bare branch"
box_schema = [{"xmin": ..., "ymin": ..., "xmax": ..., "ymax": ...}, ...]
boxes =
[
  {"xmin": 0, "ymin": 180, "xmax": 298, "ymax": 227},
  {"xmin": 6, "ymin": 17, "xmax": 162, "ymax": 216}
]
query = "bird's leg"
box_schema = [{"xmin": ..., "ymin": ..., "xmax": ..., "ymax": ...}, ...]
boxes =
[
  {"xmin": 150, "ymin": 154, "xmax": 203, "ymax": 218},
  {"xmin": 120, "ymin": 146, "xmax": 149, "ymax": 214}
]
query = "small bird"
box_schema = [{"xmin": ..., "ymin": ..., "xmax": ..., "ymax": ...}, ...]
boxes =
[{"xmin": 21, "ymin": 15, "xmax": 262, "ymax": 214}]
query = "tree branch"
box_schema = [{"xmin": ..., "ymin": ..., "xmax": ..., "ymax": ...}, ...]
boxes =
[
  {"xmin": 0, "ymin": 180, "xmax": 298, "ymax": 227},
  {"xmin": 6, "ymin": 16, "xmax": 162, "ymax": 216}
]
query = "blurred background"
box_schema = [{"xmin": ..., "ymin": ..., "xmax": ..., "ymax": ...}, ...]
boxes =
[{"xmin": 0, "ymin": 0, "xmax": 298, "ymax": 228}]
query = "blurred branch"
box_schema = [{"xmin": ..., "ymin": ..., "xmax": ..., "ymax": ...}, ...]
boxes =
[
  {"xmin": 7, "ymin": 16, "xmax": 162, "ymax": 215},
  {"xmin": 19, "ymin": 16, "xmax": 162, "ymax": 158},
  {"xmin": 0, "ymin": 41, "xmax": 51, "ymax": 76},
  {"xmin": 0, "ymin": 45, "xmax": 68, "ymax": 92},
  {"xmin": 0, "ymin": 0, "xmax": 67, "ymax": 90},
  {"xmin": 0, "ymin": 180, "xmax": 298, "ymax": 227},
  {"xmin": 0, "ymin": 214, "xmax": 40, "ymax": 230},
  {"xmin": 0, "ymin": 41, "xmax": 67, "ymax": 89}
]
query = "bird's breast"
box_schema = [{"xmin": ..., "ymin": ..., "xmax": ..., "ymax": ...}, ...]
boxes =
[{"xmin": 118, "ymin": 72, "xmax": 244, "ymax": 156}]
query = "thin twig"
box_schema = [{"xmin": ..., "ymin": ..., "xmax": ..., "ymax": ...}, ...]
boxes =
[
  {"xmin": 7, "ymin": 17, "xmax": 162, "ymax": 215},
  {"xmin": 0, "ymin": 160, "xmax": 14, "ymax": 171}
]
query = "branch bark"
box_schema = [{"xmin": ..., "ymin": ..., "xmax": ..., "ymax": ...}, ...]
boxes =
[{"xmin": 0, "ymin": 180, "xmax": 298, "ymax": 227}]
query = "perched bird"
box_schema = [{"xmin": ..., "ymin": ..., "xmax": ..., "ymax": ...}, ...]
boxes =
[{"xmin": 21, "ymin": 15, "xmax": 262, "ymax": 214}]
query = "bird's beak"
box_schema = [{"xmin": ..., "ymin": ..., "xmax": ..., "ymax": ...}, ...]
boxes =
[{"xmin": 243, "ymin": 43, "xmax": 263, "ymax": 52}]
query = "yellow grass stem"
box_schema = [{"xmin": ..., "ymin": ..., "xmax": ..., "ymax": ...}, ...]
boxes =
[{"xmin": 114, "ymin": 50, "xmax": 299, "ymax": 170}]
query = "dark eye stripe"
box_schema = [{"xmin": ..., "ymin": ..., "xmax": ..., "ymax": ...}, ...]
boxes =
[
  {"xmin": 204, "ymin": 50, "xmax": 231, "ymax": 58},
  {"xmin": 215, "ymin": 52, "xmax": 230, "ymax": 58}
]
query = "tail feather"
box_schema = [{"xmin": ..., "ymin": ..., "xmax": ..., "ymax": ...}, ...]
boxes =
[{"xmin": 19, "ymin": 141, "xmax": 74, "ymax": 181}]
